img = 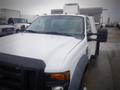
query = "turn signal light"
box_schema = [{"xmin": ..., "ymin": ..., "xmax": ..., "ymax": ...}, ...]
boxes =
[{"xmin": 50, "ymin": 71, "xmax": 70, "ymax": 80}]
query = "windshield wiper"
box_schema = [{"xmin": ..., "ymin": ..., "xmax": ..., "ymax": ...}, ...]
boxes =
[
  {"xmin": 25, "ymin": 30, "xmax": 81, "ymax": 37},
  {"xmin": 42, "ymin": 32, "xmax": 75, "ymax": 36},
  {"xmin": 26, "ymin": 30, "xmax": 72, "ymax": 36},
  {"xmin": 25, "ymin": 30, "xmax": 40, "ymax": 33}
]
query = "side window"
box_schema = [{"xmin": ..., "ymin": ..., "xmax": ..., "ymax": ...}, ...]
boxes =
[
  {"xmin": 86, "ymin": 18, "xmax": 92, "ymax": 33},
  {"xmin": 8, "ymin": 18, "xmax": 14, "ymax": 24}
]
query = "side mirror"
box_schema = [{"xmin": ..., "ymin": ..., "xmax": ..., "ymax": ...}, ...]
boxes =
[
  {"xmin": 87, "ymin": 28, "xmax": 108, "ymax": 42},
  {"xmin": 87, "ymin": 32, "xmax": 97, "ymax": 41},
  {"xmin": 97, "ymin": 29, "xmax": 108, "ymax": 42}
]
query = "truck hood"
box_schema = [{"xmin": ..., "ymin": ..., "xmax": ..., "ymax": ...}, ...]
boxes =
[
  {"xmin": 0, "ymin": 25, "xmax": 14, "ymax": 29},
  {"xmin": 0, "ymin": 33, "xmax": 81, "ymax": 72}
]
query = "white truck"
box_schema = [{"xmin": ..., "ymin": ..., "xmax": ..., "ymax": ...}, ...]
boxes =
[
  {"xmin": 0, "ymin": 14, "xmax": 107, "ymax": 90},
  {"xmin": 0, "ymin": 18, "xmax": 15, "ymax": 36},
  {"xmin": 8, "ymin": 17, "xmax": 30, "ymax": 31},
  {"xmin": 0, "ymin": 9, "xmax": 30, "ymax": 31},
  {"xmin": 0, "ymin": 4, "xmax": 107, "ymax": 90}
]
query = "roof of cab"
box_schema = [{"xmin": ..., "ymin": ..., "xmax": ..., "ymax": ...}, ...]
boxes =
[{"xmin": 42, "ymin": 14, "xmax": 87, "ymax": 18}]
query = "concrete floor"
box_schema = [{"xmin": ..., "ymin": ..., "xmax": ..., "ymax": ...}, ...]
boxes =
[{"xmin": 85, "ymin": 28, "xmax": 120, "ymax": 90}]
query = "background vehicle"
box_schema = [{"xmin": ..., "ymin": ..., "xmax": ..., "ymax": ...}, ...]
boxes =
[
  {"xmin": 0, "ymin": 9, "xmax": 30, "ymax": 31},
  {"xmin": 8, "ymin": 17, "xmax": 30, "ymax": 31},
  {"xmin": 0, "ymin": 18, "xmax": 15, "ymax": 36}
]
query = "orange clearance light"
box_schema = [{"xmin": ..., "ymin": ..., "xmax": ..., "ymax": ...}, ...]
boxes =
[{"xmin": 50, "ymin": 71, "xmax": 70, "ymax": 80}]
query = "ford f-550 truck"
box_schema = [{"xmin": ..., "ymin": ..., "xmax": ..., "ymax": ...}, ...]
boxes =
[{"xmin": 0, "ymin": 14, "xmax": 107, "ymax": 90}]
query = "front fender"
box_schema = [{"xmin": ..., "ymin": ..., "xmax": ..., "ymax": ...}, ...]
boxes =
[{"xmin": 68, "ymin": 55, "xmax": 88, "ymax": 90}]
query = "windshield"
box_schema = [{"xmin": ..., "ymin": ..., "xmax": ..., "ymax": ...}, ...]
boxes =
[
  {"xmin": 27, "ymin": 16, "xmax": 84, "ymax": 36},
  {"xmin": 14, "ymin": 18, "xmax": 28, "ymax": 23}
]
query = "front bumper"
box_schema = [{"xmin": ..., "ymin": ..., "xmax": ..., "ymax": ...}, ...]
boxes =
[
  {"xmin": 45, "ymin": 75, "xmax": 69, "ymax": 90},
  {"xmin": 0, "ymin": 28, "xmax": 15, "ymax": 36},
  {"xmin": 0, "ymin": 53, "xmax": 69, "ymax": 90}
]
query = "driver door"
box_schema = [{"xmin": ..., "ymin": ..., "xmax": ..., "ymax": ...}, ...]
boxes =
[{"xmin": 86, "ymin": 17, "xmax": 96, "ymax": 59}]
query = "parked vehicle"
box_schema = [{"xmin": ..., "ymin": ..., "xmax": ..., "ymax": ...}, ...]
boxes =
[
  {"xmin": 0, "ymin": 18, "xmax": 15, "ymax": 36},
  {"xmin": 8, "ymin": 17, "xmax": 30, "ymax": 31},
  {"xmin": 0, "ymin": 4, "xmax": 108, "ymax": 90},
  {"xmin": 0, "ymin": 14, "xmax": 107, "ymax": 90},
  {"xmin": 0, "ymin": 9, "xmax": 30, "ymax": 31}
]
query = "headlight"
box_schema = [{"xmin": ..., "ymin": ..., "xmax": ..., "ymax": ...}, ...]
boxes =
[{"xmin": 46, "ymin": 71, "xmax": 70, "ymax": 90}]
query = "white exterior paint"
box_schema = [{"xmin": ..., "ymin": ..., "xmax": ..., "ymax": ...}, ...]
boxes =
[
  {"xmin": 0, "ymin": 33, "xmax": 81, "ymax": 73},
  {"xmin": 87, "ymin": 16, "xmax": 97, "ymax": 58},
  {"xmin": 14, "ymin": 23, "xmax": 30, "ymax": 30},
  {"xmin": 0, "ymin": 25, "xmax": 15, "ymax": 34},
  {"xmin": 0, "ymin": 15, "xmax": 97, "ymax": 80},
  {"xmin": 0, "ymin": 25, "xmax": 14, "ymax": 29}
]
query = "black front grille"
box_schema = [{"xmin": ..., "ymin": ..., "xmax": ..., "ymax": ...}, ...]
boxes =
[
  {"xmin": 0, "ymin": 63, "xmax": 22, "ymax": 90},
  {"xmin": 0, "ymin": 53, "xmax": 46, "ymax": 90}
]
